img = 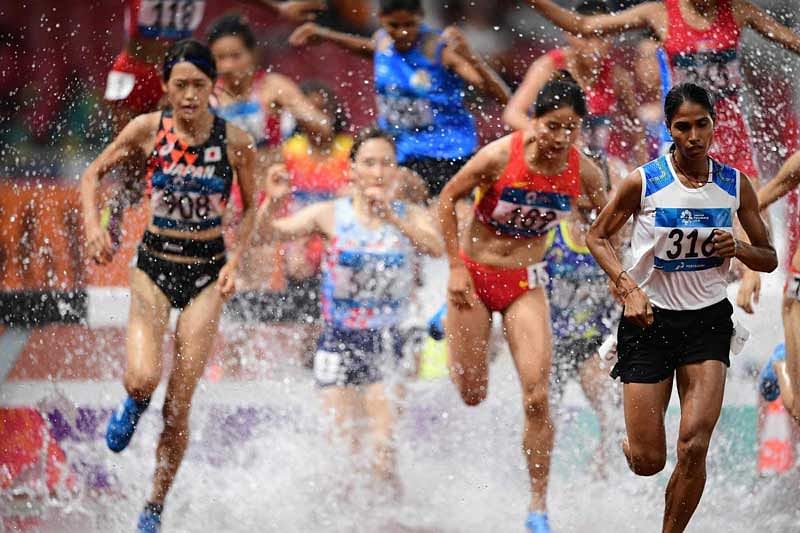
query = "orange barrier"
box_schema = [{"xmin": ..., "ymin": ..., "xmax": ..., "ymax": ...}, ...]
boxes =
[{"xmin": 0, "ymin": 180, "xmax": 149, "ymax": 290}]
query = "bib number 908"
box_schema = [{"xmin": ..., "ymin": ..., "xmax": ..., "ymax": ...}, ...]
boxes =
[{"xmin": 162, "ymin": 191, "xmax": 211, "ymax": 220}]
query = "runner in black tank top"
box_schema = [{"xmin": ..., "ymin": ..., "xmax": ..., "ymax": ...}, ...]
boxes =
[{"xmin": 80, "ymin": 40, "xmax": 257, "ymax": 533}]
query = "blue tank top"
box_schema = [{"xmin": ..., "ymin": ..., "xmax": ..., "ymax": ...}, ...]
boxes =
[
  {"xmin": 544, "ymin": 221, "xmax": 616, "ymax": 342},
  {"xmin": 374, "ymin": 26, "xmax": 477, "ymax": 162},
  {"xmin": 321, "ymin": 198, "xmax": 415, "ymax": 330},
  {"xmin": 648, "ymin": 48, "xmax": 673, "ymax": 156}
]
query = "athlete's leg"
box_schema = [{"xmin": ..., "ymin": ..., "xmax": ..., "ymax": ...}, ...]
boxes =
[
  {"xmin": 320, "ymin": 386, "xmax": 362, "ymax": 455},
  {"xmin": 663, "ymin": 360, "xmax": 726, "ymax": 533},
  {"xmin": 778, "ymin": 293, "xmax": 800, "ymax": 422},
  {"xmin": 149, "ymin": 284, "xmax": 224, "ymax": 505},
  {"xmin": 362, "ymin": 382, "xmax": 399, "ymax": 489},
  {"xmin": 578, "ymin": 354, "xmax": 619, "ymax": 476},
  {"xmin": 621, "ymin": 378, "xmax": 673, "ymax": 476},
  {"xmin": 446, "ymin": 295, "xmax": 492, "ymax": 406},
  {"xmin": 503, "ymin": 289, "xmax": 553, "ymax": 513},
  {"xmin": 124, "ymin": 268, "xmax": 171, "ymax": 401}
]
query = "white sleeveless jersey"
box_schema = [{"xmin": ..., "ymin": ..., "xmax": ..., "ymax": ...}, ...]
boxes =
[{"xmin": 627, "ymin": 155, "xmax": 740, "ymax": 310}]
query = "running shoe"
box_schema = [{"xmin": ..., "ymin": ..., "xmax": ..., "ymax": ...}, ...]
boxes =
[
  {"xmin": 759, "ymin": 343, "xmax": 786, "ymax": 402},
  {"xmin": 525, "ymin": 511, "xmax": 551, "ymax": 533},
  {"xmin": 106, "ymin": 396, "xmax": 149, "ymax": 453},
  {"xmin": 137, "ymin": 503, "xmax": 162, "ymax": 533}
]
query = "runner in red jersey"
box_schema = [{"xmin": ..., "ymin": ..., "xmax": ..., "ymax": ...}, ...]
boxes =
[
  {"xmin": 439, "ymin": 78, "xmax": 608, "ymax": 533},
  {"xmin": 504, "ymin": 0, "xmax": 646, "ymax": 179},
  {"xmin": 525, "ymin": 0, "xmax": 800, "ymax": 181},
  {"xmin": 106, "ymin": 0, "xmax": 325, "ymax": 132}
]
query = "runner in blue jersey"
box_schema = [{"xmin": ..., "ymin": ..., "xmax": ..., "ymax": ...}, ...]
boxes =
[
  {"xmin": 544, "ymin": 199, "xmax": 620, "ymax": 476},
  {"xmin": 255, "ymin": 128, "xmax": 443, "ymax": 494},
  {"xmin": 289, "ymin": 0, "xmax": 510, "ymax": 198}
]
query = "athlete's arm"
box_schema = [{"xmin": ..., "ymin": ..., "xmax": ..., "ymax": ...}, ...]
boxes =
[
  {"xmin": 387, "ymin": 204, "xmax": 444, "ymax": 257},
  {"xmin": 587, "ymin": 171, "xmax": 654, "ymax": 327},
  {"xmin": 289, "ymin": 23, "xmax": 376, "ymax": 57},
  {"xmin": 734, "ymin": 0, "xmax": 800, "ymax": 55},
  {"xmin": 440, "ymin": 27, "xmax": 511, "ymax": 105},
  {"xmin": 260, "ymin": 73, "xmax": 332, "ymax": 139},
  {"xmin": 247, "ymin": 0, "xmax": 325, "ymax": 22},
  {"xmin": 759, "ymin": 150, "xmax": 800, "ymax": 210},
  {"xmin": 726, "ymin": 174, "xmax": 778, "ymax": 273},
  {"xmin": 254, "ymin": 164, "xmax": 333, "ymax": 243},
  {"xmin": 502, "ymin": 54, "xmax": 556, "ymax": 131},
  {"xmin": 438, "ymin": 137, "xmax": 507, "ymax": 309},
  {"xmin": 579, "ymin": 152, "xmax": 609, "ymax": 211},
  {"xmin": 219, "ymin": 126, "xmax": 259, "ymax": 299},
  {"xmin": 79, "ymin": 112, "xmax": 158, "ymax": 264},
  {"xmin": 525, "ymin": 0, "xmax": 666, "ymax": 39},
  {"xmin": 613, "ymin": 64, "xmax": 648, "ymax": 166}
]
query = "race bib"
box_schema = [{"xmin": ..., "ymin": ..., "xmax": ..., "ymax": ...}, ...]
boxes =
[
  {"xmin": 488, "ymin": 188, "xmax": 571, "ymax": 237},
  {"xmin": 105, "ymin": 71, "xmax": 136, "ymax": 101},
  {"xmin": 150, "ymin": 188, "xmax": 224, "ymax": 228},
  {"xmin": 314, "ymin": 350, "xmax": 343, "ymax": 385},
  {"xmin": 377, "ymin": 94, "xmax": 434, "ymax": 130},
  {"xmin": 137, "ymin": 0, "xmax": 205, "ymax": 39},
  {"xmin": 653, "ymin": 207, "xmax": 730, "ymax": 272},
  {"xmin": 331, "ymin": 251, "xmax": 412, "ymax": 303},
  {"xmin": 786, "ymin": 273, "xmax": 800, "ymax": 301},
  {"xmin": 672, "ymin": 49, "xmax": 742, "ymax": 100},
  {"xmin": 526, "ymin": 261, "xmax": 550, "ymax": 288}
]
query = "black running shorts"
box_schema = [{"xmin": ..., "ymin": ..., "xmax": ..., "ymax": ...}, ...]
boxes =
[{"xmin": 612, "ymin": 298, "xmax": 733, "ymax": 383}]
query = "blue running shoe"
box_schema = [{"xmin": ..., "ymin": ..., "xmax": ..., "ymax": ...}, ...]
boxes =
[
  {"xmin": 106, "ymin": 396, "xmax": 149, "ymax": 453},
  {"xmin": 428, "ymin": 304, "xmax": 447, "ymax": 341},
  {"xmin": 759, "ymin": 343, "xmax": 786, "ymax": 402},
  {"xmin": 525, "ymin": 511, "xmax": 551, "ymax": 533},
  {"xmin": 137, "ymin": 503, "xmax": 162, "ymax": 533}
]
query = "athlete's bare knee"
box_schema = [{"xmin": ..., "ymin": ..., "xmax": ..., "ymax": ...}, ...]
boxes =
[
  {"xmin": 457, "ymin": 379, "xmax": 488, "ymax": 406},
  {"xmin": 522, "ymin": 382, "xmax": 549, "ymax": 420},
  {"xmin": 628, "ymin": 449, "xmax": 666, "ymax": 476},
  {"xmin": 676, "ymin": 431, "xmax": 711, "ymax": 471},
  {"xmin": 125, "ymin": 369, "xmax": 160, "ymax": 400}
]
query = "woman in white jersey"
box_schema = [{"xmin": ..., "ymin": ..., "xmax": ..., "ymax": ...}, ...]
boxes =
[{"xmin": 586, "ymin": 83, "xmax": 776, "ymax": 533}]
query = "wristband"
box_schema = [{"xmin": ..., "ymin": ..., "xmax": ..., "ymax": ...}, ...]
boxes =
[{"xmin": 614, "ymin": 270, "xmax": 627, "ymax": 288}]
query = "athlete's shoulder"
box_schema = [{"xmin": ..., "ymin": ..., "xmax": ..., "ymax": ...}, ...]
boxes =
[
  {"xmin": 639, "ymin": 155, "xmax": 674, "ymax": 197},
  {"xmin": 710, "ymin": 157, "xmax": 739, "ymax": 197},
  {"xmin": 225, "ymin": 121, "xmax": 257, "ymax": 153}
]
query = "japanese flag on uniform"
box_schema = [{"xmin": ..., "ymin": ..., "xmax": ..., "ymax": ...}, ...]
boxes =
[{"xmin": 204, "ymin": 146, "xmax": 222, "ymax": 162}]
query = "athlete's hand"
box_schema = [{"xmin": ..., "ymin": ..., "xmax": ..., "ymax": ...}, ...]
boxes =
[
  {"xmin": 86, "ymin": 221, "xmax": 114, "ymax": 265},
  {"xmin": 711, "ymin": 229, "xmax": 738, "ymax": 258},
  {"xmin": 448, "ymin": 263, "xmax": 474, "ymax": 310},
  {"xmin": 364, "ymin": 187, "xmax": 395, "ymax": 221},
  {"xmin": 736, "ymin": 269, "xmax": 761, "ymax": 314},
  {"xmin": 623, "ymin": 287, "xmax": 654, "ymax": 328},
  {"xmin": 264, "ymin": 163, "xmax": 292, "ymax": 203},
  {"xmin": 216, "ymin": 261, "xmax": 237, "ymax": 301},
  {"xmin": 442, "ymin": 26, "xmax": 475, "ymax": 60},
  {"xmin": 275, "ymin": 0, "xmax": 325, "ymax": 23},
  {"xmin": 289, "ymin": 22, "xmax": 323, "ymax": 47}
]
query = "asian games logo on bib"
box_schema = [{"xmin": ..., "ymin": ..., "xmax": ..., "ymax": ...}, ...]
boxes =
[
  {"xmin": 680, "ymin": 210, "xmax": 693, "ymax": 225},
  {"xmin": 410, "ymin": 69, "xmax": 432, "ymax": 92}
]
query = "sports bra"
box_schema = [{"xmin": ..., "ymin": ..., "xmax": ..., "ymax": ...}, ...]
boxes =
[{"xmin": 474, "ymin": 131, "xmax": 582, "ymax": 238}]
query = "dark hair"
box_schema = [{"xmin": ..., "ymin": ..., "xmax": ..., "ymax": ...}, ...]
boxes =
[
  {"xmin": 350, "ymin": 127, "xmax": 396, "ymax": 161},
  {"xmin": 379, "ymin": 0, "xmax": 422, "ymax": 15},
  {"xmin": 206, "ymin": 13, "xmax": 256, "ymax": 50},
  {"xmin": 533, "ymin": 74, "xmax": 587, "ymax": 118},
  {"xmin": 664, "ymin": 82, "xmax": 715, "ymax": 127},
  {"xmin": 163, "ymin": 39, "xmax": 217, "ymax": 81},
  {"xmin": 300, "ymin": 80, "xmax": 347, "ymax": 134},
  {"xmin": 575, "ymin": 0, "xmax": 610, "ymax": 16}
]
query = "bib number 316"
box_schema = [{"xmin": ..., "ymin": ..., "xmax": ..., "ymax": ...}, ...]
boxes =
[{"xmin": 665, "ymin": 228, "xmax": 716, "ymax": 260}]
